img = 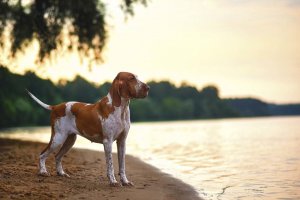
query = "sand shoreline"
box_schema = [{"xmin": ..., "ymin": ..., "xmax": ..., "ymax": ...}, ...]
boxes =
[{"xmin": 0, "ymin": 138, "xmax": 201, "ymax": 200}]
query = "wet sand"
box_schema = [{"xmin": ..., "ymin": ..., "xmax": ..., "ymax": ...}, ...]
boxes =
[{"xmin": 0, "ymin": 138, "xmax": 201, "ymax": 200}]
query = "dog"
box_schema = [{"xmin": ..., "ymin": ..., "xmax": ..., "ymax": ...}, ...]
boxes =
[{"xmin": 27, "ymin": 72, "xmax": 150, "ymax": 186}]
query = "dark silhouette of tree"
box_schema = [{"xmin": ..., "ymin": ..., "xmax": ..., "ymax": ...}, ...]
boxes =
[
  {"xmin": 0, "ymin": 0, "xmax": 147, "ymax": 65},
  {"xmin": 3, "ymin": 66, "xmax": 299, "ymax": 128}
]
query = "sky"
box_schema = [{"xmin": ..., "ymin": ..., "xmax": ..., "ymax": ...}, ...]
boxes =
[{"xmin": 5, "ymin": 0, "xmax": 300, "ymax": 103}]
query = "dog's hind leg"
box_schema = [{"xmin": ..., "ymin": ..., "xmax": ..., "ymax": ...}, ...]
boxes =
[
  {"xmin": 55, "ymin": 134, "xmax": 77, "ymax": 177},
  {"xmin": 38, "ymin": 129, "xmax": 68, "ymax": 176}
]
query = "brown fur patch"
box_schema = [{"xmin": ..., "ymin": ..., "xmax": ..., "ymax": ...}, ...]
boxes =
[
  {"xmin": 71, "ymin": 103, "xmax": 103, "ymax": 141},
  {"xmin": 51, "ymin": 103, "xmax": 67, "ymax": 118},
  {"xmin": 97, "ymin": 97, "xmax": 115, "ymax": 119},
  {"xmin": 110, "ymin": 78, "xmax": 121, "ymax": 107}
]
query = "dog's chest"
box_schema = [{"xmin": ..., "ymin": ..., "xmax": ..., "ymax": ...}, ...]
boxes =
[{"xmin": 101, "ymin": 106, "xmax": 130, "ymax": 140}]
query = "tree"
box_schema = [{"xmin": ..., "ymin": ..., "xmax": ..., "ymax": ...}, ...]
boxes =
[{"xmin": 0, "ymin": 0, "xmax": 147, "ymax": 65}]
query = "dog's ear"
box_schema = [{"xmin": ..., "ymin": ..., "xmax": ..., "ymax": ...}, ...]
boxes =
[
  {"xmin": 119, "ymin": 80, "xmax": 131, "ymax": 99},
  {"xmin": 110, "ymin": 78, "xmax": 121, "ymax": 107}
]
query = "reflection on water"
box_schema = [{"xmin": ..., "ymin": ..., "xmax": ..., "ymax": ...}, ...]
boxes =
[{"xmin": 1, "ymin": 116, "xmax": 300, "ymax": 200}]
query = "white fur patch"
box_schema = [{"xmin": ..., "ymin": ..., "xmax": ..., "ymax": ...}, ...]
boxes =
[
  {"xmin": 102, "ymin": 106, "xmax": 123, "ymax": 140},
  {"xmin": 135, "ymin": 78, "xmax": 143, "ymax": 95},
  {"xmin": 54, "ymin": 102, "xmax": 79, "ymax": 136},
  {"xmin": 107, "ymin": 93, "xmax": 112, "ymax": 105}
]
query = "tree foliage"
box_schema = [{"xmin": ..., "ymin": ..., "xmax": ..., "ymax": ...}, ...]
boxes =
[
  {"xmin": 0, "ymin": 66, "xmax": 236, "ymax": 128},
  {"xmin": 1, "ymin": 67, "xmax": 299, "ymax": 128},
  {"xmin": 0, "ymin": 0, "xmax": 147, "ymax": 64}
]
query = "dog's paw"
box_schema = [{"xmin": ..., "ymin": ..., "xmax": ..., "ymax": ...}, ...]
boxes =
[
  {"xmin": 38, "ymin": 171, "xmax": 51, "ymax": 177},
  {"xmin": 121, "ymin": 181, "xmax": 134, "ymax": 187},
  {"xmin": 57, "ymin": 171, "xmax": 70, "ymax": 178},
  {"xmin": 110, "ymin": 181, "xmax": 121, "ymax": 187}
]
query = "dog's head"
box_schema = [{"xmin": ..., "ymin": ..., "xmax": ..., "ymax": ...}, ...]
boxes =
[{"xmin": 110, "ymin": 72, "xmax": 150, "ymax": 107}]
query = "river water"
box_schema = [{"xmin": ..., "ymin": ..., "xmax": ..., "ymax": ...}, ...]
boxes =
[{"xmin": 1, "ymin": 116, "xmax": 300, "ymax": 200}]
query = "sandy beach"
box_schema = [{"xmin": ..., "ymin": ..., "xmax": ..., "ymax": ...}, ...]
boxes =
[{"xmin": 0, "ymin": 138, "xmax": 201, "ymax": 200}]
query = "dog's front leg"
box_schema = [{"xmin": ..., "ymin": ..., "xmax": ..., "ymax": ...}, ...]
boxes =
[
  {"xmin": 117, "ymin": 134, "xmax": 133, "ymax": 186},
  {"xmin": 103, "ymin": 139, "xmax": 119, "ymax": 186}
]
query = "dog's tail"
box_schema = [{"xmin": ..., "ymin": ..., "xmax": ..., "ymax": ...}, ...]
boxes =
[{"xmin": 26, "ymin": 89, "xmax": 52, "ymax": 110}]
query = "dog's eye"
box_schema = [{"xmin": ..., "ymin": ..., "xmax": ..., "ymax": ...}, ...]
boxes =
[{"xmin": 129, "ymin": 77, "xmax": 135, "ymax": 81}]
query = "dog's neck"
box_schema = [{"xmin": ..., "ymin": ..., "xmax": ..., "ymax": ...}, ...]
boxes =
[
  {"xmin": 119, "ymin": 96, "xmax": 130, "ymax": 112},
  {"xmin": 107, "ymin": 93, "xmax": 129, "ymax": 112},
  {"xmin": 106, "ymin": 93, "xmax": 129, "ymax": 121}
]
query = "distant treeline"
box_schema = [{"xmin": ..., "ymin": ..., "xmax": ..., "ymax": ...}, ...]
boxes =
[{"xmin": 1, "ymin": 66, "xmax": 300, "ymax": 128}]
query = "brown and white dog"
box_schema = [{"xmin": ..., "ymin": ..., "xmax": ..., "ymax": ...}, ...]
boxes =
[{"xmin": 27, "ymin": 72, "xmax": 149, "ymax": 186}]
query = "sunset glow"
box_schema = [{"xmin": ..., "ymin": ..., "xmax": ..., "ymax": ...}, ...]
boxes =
[{"xmin": 5, "ymin": 0, "xmax": 300, "ymax": 103}]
